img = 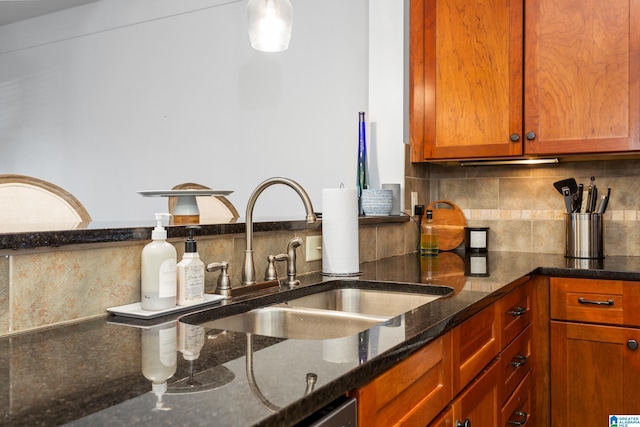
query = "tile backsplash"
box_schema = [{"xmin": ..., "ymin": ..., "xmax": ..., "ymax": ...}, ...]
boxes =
[{"xmin": 421, "ymin": 157, "xmax": 640, "ymax": 256}]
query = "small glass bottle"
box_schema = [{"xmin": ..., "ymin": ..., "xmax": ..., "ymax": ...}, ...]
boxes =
[{"xmin": 420, "ymin": 209, "xmax": 439, "ymax": 256}]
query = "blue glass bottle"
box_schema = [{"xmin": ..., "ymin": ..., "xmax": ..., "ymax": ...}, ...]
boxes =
[{"xmin": 356, "ymin": 111, "xmax": 369, "ymax": 214}]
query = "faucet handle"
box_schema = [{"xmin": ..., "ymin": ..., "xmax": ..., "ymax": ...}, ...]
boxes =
[
  {"xmin": 207, "ymin": 261, "xmax": 232, "ymax": 297},
  {"xmin": 264, "ymin": 253, "xmax": 288, "ymax": 281}
]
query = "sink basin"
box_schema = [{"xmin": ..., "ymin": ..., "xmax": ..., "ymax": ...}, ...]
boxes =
[
  {"xmin": 282, "ymin": 288, "xmax": 441, "ymax": 317},
  {"xmin": 203, "ymin": 305, "xmax": 389, "ymax": 340},
  {"xmin": 201, "ymin": 287, "xmax": 445, "ymax": 340}
]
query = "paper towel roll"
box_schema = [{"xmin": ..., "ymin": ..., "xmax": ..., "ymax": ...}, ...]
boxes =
[{"xmin": 322, "ymin": 188, "xmax": 359, "ymax": 275}]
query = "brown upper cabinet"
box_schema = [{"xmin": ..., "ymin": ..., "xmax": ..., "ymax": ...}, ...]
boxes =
[{"xmin": 410, "ymin": 0, "xmax": 640, "ymax": 161}]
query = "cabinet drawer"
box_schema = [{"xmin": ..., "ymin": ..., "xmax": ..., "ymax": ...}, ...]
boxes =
[
  {"xmin": 500, "ymin": 372, "xmax": 533, "ymax": 427},
  {"xmin": 499, "ymin": 325, "xmax": 532, "ymax": 405},
  {"xmin": 351, "ymin": 332, "xmax": 452, "ymax": 427},
  {"xmin": 452, "ymin": 303, "xmax": 500, "ymax": 394},
  {"xmin": 550, "ymin": 277, "xmax": 640, "ymax": 326},
  {"xmin": 499, "ymin": 280, "xmax": 533, "ymax": 347}
]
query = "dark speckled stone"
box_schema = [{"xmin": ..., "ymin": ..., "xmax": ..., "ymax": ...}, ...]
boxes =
[
  {"xmin": 2, "ymin": 251, "xmax": 640, "ymax": 426},
  {"xmin": 0, "ymin": 216, "xmax": 408, "ymax": 251}
]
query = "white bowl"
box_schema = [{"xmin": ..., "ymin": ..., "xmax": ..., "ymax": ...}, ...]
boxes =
[{"xmin": 361, "ymin": 189, "xmax": 393, "ymax": 216}]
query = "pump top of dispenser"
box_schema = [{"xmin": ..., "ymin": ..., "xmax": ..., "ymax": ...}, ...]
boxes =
[
  {"xmin": 151, "ymin": 213, "xmax": 171, "ymax": 240},
  {"xmin": 184, "ymin": 226, "xmax": 200, "ymax": 253}
]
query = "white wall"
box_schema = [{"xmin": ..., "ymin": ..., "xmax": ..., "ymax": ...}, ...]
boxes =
[{"xmin": 0, "ymin": 0, "xmax": 405, "ymax": 222}]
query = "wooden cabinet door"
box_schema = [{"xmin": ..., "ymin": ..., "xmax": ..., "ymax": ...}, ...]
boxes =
[
  {"xmin": 451, "ymin": 303, "xmax": 500, "ymax": 395},
  {"xmin": 451, "ymin": 361, "xmax": 500, "ymax": 427},
  {"xmin": 524, "ymin": 0, "xmax": 640, "ymax": 155},
  {"xmin": 352, "ymin": 333, "xmax": 452, "ymax": 427},
  {"xmin": 410, "ymin": 0, "xmax": 524, "ymax": 161},
  {"xmin": 551, "ymin": 321, "xmax": 640, "ymax": 426}
]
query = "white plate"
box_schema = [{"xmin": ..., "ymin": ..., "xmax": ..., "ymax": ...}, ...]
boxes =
[
  {"xmin": 107, "ymin": 294, "xmax": 226, "ymax": 319},
  {"xmin": 138, "ymin": 190, "xmax": 233, "ymax": 197}
]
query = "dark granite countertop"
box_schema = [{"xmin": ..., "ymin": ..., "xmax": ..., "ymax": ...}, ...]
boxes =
[{"xmin": 2, "ymin": 251, "xmax": 640, "ymax": 426}]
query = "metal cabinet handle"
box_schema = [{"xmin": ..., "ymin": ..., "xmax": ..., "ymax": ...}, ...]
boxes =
[
  {"xmin": 508, "ymin": 306, "xmax": 527, "ymax": 316},
  {"xmin": 577, "ymin": 297, "xmax": 614, "ymax": 306},
  {"xmin": 525, "ymin": 132, "xmax": 536, "ymax": 140},
  {"xmin": 510, "ymin": 354, "xmax": 528, "ymax": 368},
  {"xmin": 507, "ymin": 411, "xmax": 528, "ymax": 426},
  {"xmin": 628, "ymin": 340, "xmax": 639, "ymax": 350},
  {"xmin": 510, "ymin": 133, "xmax": 520, "ymax": 142},
  {"xmin": 456, "ymin": 419, "xmax": 471, "ymax": 427}
]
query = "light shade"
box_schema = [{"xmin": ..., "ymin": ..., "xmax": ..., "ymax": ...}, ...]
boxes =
[{"xmin": 247, "ymin": 0, "xmax": 292, "ymax": 52}]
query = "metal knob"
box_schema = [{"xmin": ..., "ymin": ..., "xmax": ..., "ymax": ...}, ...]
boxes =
[
  {"xmin": 264, "ymin": 253, "xmax": 288, "ymax": 281},
  {"xmin": 507, "ymin": 411, "xmax": 528, "ymax": 426},
  {"xmin": 525, "ymin": 131, "xmax": 536, "ymax": 140},
  {"xmin": 456, "ymin": 419, "xmax": 471, "ymax": 427},
  {"xmin": 207, "ymin": 261, "xmax": 231, "ymax": 297},
  {"xmin": 628, "ymin": 340, "xmax": 638, "ymax": 350},
  {"xmin": 510, "ymin": 133, "xmax": 520, "ymax": 142}
]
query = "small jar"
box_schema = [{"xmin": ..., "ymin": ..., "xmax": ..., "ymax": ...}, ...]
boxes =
[{"xmin": 464, "ymin": 227, "xmax": 489, "ymax": 252}]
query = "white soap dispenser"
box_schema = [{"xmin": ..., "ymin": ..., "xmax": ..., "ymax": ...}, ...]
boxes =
[
  {"xmin": 177, "ymin": 226, "xmax": 205, "ymax": 306},
  {"xmin": 141, "ymin": 322, "xmax": 177, "ymax": 411},
  {"xmin": 141, "ymin": 213, "xmax": 177, "ymax": 311}
]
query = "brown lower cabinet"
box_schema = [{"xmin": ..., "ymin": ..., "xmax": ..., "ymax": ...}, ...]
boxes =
[
  {"xmin": 550, "ymin": 277, "xmax": 640, "ymax": 425},
  {"xmin": 349, "ymin": 278, "xmax": 535, "ymax": 426},
  {"xmin": 349, "ymin": 332, "xmax": 452, "ymax": 426},
  {"xmin": 430, "ymin": 360, "xmax": 501, "ymax": 427}
]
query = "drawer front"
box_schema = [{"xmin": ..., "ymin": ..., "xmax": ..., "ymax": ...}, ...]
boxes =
[
  {"xmin": 452, "ymin": 303, "xmax": 500, "ymax": 394},
  {"xmin": 500, "ymin": 325, "xmax": 532, "ymax": 405},
  {"xmin": 550, "ymin": 277, "xmax": 630, "ymax": 325},
  {"xmin": 499, "ymin": 280, "xmax": 533, "ymax": 347},
  {"xmin": 352, "ymin": 333, "xmax": 452, "ymax": 427},
  {"xmin": 501, "ymin": 372, "xmax": 533, "ymax": 427}
]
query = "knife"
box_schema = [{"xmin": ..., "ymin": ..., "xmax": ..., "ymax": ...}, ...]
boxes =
[
  {"xmin": 585, "ymin": 185, "xmax": 593, "ymax": 213},
  {"xmin": 596, "ymin": 188, "xmax": 611, "ymax": 214},
  {"xmin": 590, "ymin": 185, "xmax": 598, "ymax": 213},
  {"xmin": 562, "ymin": 186, "xmax": 573, "ymax": 214}
]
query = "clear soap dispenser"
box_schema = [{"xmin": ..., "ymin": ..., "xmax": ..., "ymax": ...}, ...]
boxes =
[
  {"xmin": 177, "ymin": 226, "xmax": 205, "ymax": 306},
  {"xmin": 141, "ymin": 213, "xmax": 177, "ymax": 311}
]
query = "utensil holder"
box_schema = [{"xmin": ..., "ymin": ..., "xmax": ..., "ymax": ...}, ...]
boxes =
[{"xmin": 565, "ymin": 213, "xmax": 603, "ymax": 259}]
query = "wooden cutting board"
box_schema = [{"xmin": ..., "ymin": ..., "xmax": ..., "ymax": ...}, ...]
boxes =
[{"xmin": 424, "ymin": 200, "xmax": 467, "ymax": 251}]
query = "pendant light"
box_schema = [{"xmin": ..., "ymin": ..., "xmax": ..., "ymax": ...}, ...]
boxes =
[{"xmin": 247, "ymin": 0, "xmax": 292, "ymax": 52}]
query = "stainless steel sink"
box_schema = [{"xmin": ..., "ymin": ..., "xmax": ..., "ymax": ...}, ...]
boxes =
[
  {"xmin": 282, "ymin": 288, "xmax": 441, "ymax": 317},
  {"xmin": 201, "ymin": 287, "xmax": 443, "ymax": 340},
  {"xmin": 203, "ymin": 305, "xmax": 389, "ymax": 340}
]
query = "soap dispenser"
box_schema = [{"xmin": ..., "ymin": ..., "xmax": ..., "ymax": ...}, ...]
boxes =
[
  {"xmin": 141, "ymin": 213, "xmax": 177, "ymax": 311},
  {"xmin": 141, "ymin": 322, "xmax": 177, "ymax": 412},
  {"xmin": 177, "ymin": 226, "xmax": 205, "ymax": 306}
]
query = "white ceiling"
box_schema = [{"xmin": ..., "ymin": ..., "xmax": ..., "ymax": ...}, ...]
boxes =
[{"xmin": 0, "ymin": 0, "xmax": 101, "ymax": 26}]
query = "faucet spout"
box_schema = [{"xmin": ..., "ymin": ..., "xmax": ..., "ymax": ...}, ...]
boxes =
[{"xmin": 242, "ymin": 177, "xmax": 316, "ymax": 285}]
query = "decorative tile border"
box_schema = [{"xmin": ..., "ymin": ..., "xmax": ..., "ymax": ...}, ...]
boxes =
[{"xmin": 464, "ymin": 210, "xmax": 633, "ymax": 221}]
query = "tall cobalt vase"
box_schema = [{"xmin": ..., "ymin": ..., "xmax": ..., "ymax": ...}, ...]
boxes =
[{"xmin": 356, "ymin": 111, "xmax": 369, "ymax": 214}]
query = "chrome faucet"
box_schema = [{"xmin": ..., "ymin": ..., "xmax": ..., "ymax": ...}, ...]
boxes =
[{"xmin": 242, "ymin": 177, "xmax": 317, "ymax": 286}]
